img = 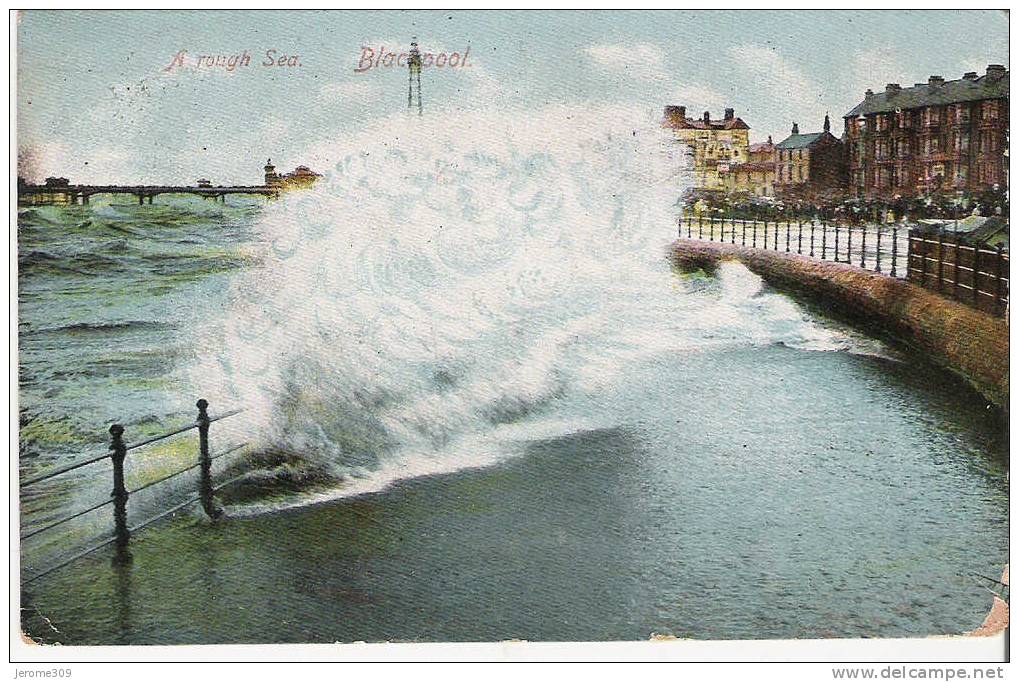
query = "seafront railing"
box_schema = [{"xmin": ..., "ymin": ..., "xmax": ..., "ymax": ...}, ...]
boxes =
[
  {"xmin": 907, "ymin": 233, "xmax": 1009, "ymax": 317},
  {"xmin": 677, "ymin": 215, "xmax": 1009, "ymax": 318},
  {"xmin": 20, "ymin": 399, "xmax": 247, "ymax": 584}
]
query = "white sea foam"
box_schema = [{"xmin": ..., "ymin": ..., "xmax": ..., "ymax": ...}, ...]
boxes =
[{"xmin": 183, "ymin": 103, "xmax": 887, "ymax": 509}]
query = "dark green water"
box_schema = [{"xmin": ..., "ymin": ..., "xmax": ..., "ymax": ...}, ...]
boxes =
[
  {"xmin": 18, "ymin": 197, "xmax": 1008, "ymax": 644},
  {"xmin": 22, "ymin": 345, "xmax": 1007, "ymax": 643}
]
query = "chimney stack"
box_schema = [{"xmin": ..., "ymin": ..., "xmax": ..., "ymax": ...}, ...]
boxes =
[
  {"xmin": 724, "ymin": 108, "xmax": 734, "ymax": 120},
  {"xmin": 963, "ymin": 72, "xmax": 979, "ymax": 80},
  {"xmin": 767, "ymin": 135, "xmax": 772, "ymax": 145},
  {"xmin": 703, "ymin": 111, "xmax": 711, "ymax": 124},
  {"xmin": 986, "ymin": 64, "xmax": 1006, "ymax": 79},
  {"xmin": 791, "ymin": 122, "xmax": 799, "ymax": 135},
  {"xmin": 885, "ymin": 83, "xmax": 901, "ymax": 95},
  {"xmin": 865, "ymin": 88, "xmax": 874, "ymax": 99},
  {"xmin": 823, "ymin": 113, "xmax": 830, "ymax": 134},
  {"xmin": 928, "ymin": 75, "xmax": 945, "ymax": 89},
  {"xmin": 663, "ymin": 105, "xmax": 687, "ymax": 127}
]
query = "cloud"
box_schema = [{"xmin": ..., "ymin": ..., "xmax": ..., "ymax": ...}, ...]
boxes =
[
  {"xmin": 319, "ymin": 80, "xmax": 382, "ymax": 101},
  {"xmin": 17, "ymin": 140, "xmax": 142, "ymax": 184},
  {"xmin": 849, "ymin": 47, "xmax": 906, "ymax": 98},
  {"xmin": 728, "ymin": 44, "xmax": 826, "ymax": 134},
  {"xmin": 585, "ymin": 43, "xmax": 666, "ymax": 82},
  {"xmin": 729, "ymin": 44, "xmax": 818, "ymax": 102}
]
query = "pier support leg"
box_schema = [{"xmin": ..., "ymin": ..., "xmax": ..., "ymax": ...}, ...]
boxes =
[
  {"xmin": 147, "ymin": 195, "xmax": 153, "ymax": 204},
  {"xmin": 138, "ymin": 194, "xmax": 144, "ymax": 205}
]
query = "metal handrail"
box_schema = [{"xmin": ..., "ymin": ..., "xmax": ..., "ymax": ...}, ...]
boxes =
[
  {"xmin": 19, "ymin": 441, "xmax": 248, "ymax": 542},
  {"xmin": 20, "ymin": 498, "xmax": 114, "ymax": 541},
  {"xmin": 126, "ymin": 442, "xmax": 247, "ymax": 496},
  {"xmin": 21, "ymin": 451, "xmax": 112, "ymax": 488},
  {"xmin": 23, "ymin": 461, "xmax": 253, "ymax": 585},
  {"xmin": 21, "ymin": 408, "xmax": 245, "ymax": 489},
  {"xmin": 20, "ymin": 399, "xmax": 250, "ymax": 584},
  {"xmin": 25, "ymin": 492, "xmax": 205, "ymax": 585},
  {"xmin": 123, "ymin": 408, "xmax": 245, "ymax": 453}
]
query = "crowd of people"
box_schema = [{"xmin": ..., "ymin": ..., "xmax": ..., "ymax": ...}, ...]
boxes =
[{"xmin": 682, "ymin": 188, "xmax": 1009, "ymax": 226}]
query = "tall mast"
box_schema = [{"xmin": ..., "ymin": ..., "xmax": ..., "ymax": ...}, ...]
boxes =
[{"xmin": 408, "ymin": 38, "xmax": 422, "ymax": 116}]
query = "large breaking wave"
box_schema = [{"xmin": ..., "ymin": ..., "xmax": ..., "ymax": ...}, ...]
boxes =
[{"xmin": 184, "ymin": 103, "xmax": 875, "ymax": 510}]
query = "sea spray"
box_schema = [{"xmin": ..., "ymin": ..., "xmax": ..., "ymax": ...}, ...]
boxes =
[{"xmin": 183, "ymin": 103, "xmax": 879, "ymax": 510}]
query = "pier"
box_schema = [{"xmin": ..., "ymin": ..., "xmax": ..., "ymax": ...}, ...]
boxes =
[{"xmin": 18, "ymin": 181, "xmax": 280, "ymax": 205}]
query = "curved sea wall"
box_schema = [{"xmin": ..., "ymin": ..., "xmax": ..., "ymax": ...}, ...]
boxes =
[{"xmin": 670, "ymin": 239, "xmax": 1009, "ymax": 409}]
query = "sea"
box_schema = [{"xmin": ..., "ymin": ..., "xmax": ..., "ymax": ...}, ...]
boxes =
[{"xmin": 18, "ymin": 105, "xmax": 1009, "ymax": 644}]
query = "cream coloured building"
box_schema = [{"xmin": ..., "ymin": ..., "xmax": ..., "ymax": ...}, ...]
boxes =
[{"xmin": 663, "ymin": 106, "xmax": 751, "ymax": 191}]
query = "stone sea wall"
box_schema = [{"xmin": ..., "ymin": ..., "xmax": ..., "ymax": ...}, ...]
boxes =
[{"xmin": 670, "ymin": 239, "xmax": 1009, "ymax": 409}]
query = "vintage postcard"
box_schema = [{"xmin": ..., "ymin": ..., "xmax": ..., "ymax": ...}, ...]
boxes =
[{"xmin": 10, "ymin": 8, "xmax": 1010, "ymax": 668}]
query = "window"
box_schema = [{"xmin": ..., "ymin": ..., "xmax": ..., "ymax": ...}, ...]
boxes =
[{"xmin": 982, "ymin": 100, "xmax": 1000, "ymax": 120}]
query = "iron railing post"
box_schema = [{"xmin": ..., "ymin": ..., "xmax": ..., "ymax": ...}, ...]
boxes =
[
  {"xmin": 995, "ymin": 245, "xmax": 1005, "ymax": 316},
  {"xmin": 809, "ymin": 221, "xmax": 815, "ymax": 257},
  {"xmin": 834, "ymin": 225, "xmax": 840, "ymax": 262},
  {"xmin": 972, "ymin": 244, "xmax": 981, "ymax": 306},
  {"xmin": 197, "ymin": 399, "xmax": 222, "ymax": 520},
  {"xmin": 821, "ymin": 221, "xmax": 827, "ymax": 260},
  {"xmin": 937, "ymin": 233, "xmax": 944, "ymax": 292},
  {"xmin": 875, "ymin": 226, "xmax": 882, "ymax": 273},
  {"xmin": 891, "ymin": 226, "xmax": 898, "ymax": 277},
  {"xmin": 952, "ymin": 237, "xmax": 960, "ymax": 300},
  {"xmin": 846, "ymin": 225, "xmax": 852, "ymax": 264},
  {"xmin": 109, "ymin": 424, "xmax": 131, "ymax": 564},
  {"xmin": 860, "ymin": 226, "xmax": 867, "ymax": 269},
  {"xmin": 920, "ymin": 234, "xmax": 928, "ymax": 287},
  {"xmin": 797, "ymin": 219, "xmax": 803, "ymax": 254}
]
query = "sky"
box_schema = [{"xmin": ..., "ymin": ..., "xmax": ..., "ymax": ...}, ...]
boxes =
[{"xmin": 16, "ymin": 9, "xmax": 1010, "ymax": 185}]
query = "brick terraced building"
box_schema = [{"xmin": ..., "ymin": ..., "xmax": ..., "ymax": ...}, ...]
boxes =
[{"xmin": 843, "ymin": 65, "xmax": 1009, "ymax": 199}]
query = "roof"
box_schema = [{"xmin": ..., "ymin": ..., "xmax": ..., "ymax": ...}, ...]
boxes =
[
  {"xmin": 664, "ymin": 117, "xmax": 750, "ymax": 131},
  {"xmin": 748, "ymin": 142, "xmax": 774, "ymax": 153},
  {"xmin": 845, "ymin": 69, "xmax": 1008, "ymax": 117},
  {"xmin": 775, "ymin": 132, "xmax": 826, "ymax": 150}
]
